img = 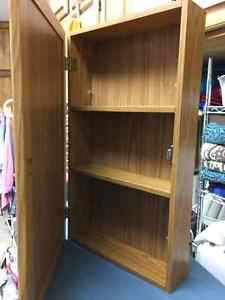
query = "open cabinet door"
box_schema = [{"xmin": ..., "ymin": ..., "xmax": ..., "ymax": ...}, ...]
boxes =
[{"xmin": 9, "ymin": 1, "xmax": 65, "ymax": 299}]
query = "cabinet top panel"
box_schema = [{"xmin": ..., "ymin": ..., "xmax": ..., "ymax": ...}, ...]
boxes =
[{"xmin": 70, "ymin": 1, "xmax": 182, "ymax": 41}]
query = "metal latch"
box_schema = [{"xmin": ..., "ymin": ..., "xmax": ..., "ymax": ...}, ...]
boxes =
[
  {"xmin": 64, "ymin": 207, "xmax": 69, "ymax": 218},
  {"xmin": 167, "ymin": 145, "xmax": 174, "ymax": 162},
  {"xmin": 65, "ymin": 56, "xmax": 77, "ymax": 71}
]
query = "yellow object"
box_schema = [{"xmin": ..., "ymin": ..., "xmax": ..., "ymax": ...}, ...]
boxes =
[{"xmin": 68, "ymin": 17, "xmax": 82, "ymax": 34}]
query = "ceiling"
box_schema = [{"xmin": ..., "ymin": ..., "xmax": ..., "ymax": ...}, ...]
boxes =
[{"xmin": 0, "ymin": 0, "xmax": 9, "ymax": 21}]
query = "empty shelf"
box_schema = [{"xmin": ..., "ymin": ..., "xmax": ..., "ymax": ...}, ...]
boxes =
[
  {"xmin": 76, "ymin": 231, "xmax": 167, "ymax": 288},
  {"xmin": 73, "ymin": 164, "xmax": 171, "ymax": 198},
  {"xmin": 71, "ymin": 105, "xmax": 176, "ymax": 113}
]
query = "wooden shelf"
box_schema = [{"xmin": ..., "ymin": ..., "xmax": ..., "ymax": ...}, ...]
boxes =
[
  {"xmin": 76, "ymin": 232, "xmax": 167, "ymax": 288},
  {"xmin": 71, "ymin": 105, "xmax": 176, "ymax": 113},
  {"xmin": 70, "ymin": 1, "xmax": 181, "ymax": 41},
  {"xmin": 73, "ymin": 164, "xmax": 171, "ymax": 198}
]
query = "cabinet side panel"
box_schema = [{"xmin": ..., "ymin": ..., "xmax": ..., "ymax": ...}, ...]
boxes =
[
  {"xmin": 167, "ymin": 1, "xmax": 205, "ymax": 291},
  {"xmin": 10, "ymin": 1, "xmax": 65, "ymax": 299}
]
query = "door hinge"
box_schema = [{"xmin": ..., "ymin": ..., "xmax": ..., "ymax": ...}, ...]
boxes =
[{"xmin": 64, "ymin": 56, "xmax": 77, "ymax": 71}]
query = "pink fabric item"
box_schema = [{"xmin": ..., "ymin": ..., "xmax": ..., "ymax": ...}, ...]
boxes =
[{"xmin": 1, "ymin": 117, "xmax": 14, "ymax": 209}]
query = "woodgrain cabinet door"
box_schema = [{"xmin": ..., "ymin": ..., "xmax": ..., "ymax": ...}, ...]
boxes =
[{"xmin": 10, "ymin": 1, "xmax": 65, "ymax": 299}]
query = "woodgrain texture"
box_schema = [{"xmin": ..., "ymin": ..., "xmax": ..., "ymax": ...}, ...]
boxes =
[
  {"xmin": 167, "ymin": 1, "xmax": 205, "ymax": 292},
  {"xmin": 205, "ymin": 26, "xmax": 225, "ymax": 58},
  {"xmin": 0, "ymin": 23, "xmax": 10, "ymax": 70},
  {"xmin": 69, "ymin": 0, "xmax": 204, "ymax": 292},
  {"xmin": 70, "ymin": 1, "xmax": 181, "ymax": 40},
  {"xmin": 70, "ymin": 112, "xmax": 173, "ymax": 287},
  {"xmin": 76, "ymin": 232, "xmax": 167, "ymax": 288},
  {"xmin": 71, "ymin": 105, "xmax": 176, "ymax": 113},
  {"xmin": 33, "ymin": 0, "xmax": 65, "ymax": 39},
  {"xmin": 74, "ymin": 164, "xmax": 171, "ymax": 198},
  {"xmin": 70, "ymin": 175, "xmax": 169, "ymax": 272},
  {"xmin": 70, "ymin": 112, "xmax": 174, "ymax": 180},
  {"xmin": 10, "ymin": 1, "xmax": 65, "ymax": 299},
  {"xmin": 206, "ymin": 1, "xmax": 225, "ymax": 31},
  {"xmin": 204, "ymin": 1, "xmax": 225, "ymax": 59},
  {"xmin": 0, "ymin": 23, "xmax": 11, "ymax": 106},
  {"xmin": 70, "ymin": 26, "xmax": 179, "ymax": 108}
]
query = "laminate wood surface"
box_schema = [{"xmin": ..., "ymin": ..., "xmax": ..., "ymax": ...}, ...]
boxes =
[
  {"xmin": 33, "ymin": 0, "xmax": 65, "ymax": 40},
  {"xmin": 71, "ymin": 112, "xmax": 174, "ymax": 180},
  {"xmin": 70, "ymin": 25, "xmax": 179, "ymax": 108},
  {"xmin": 74, "ymin": 164, "xmax": 171, "ymax": 198},
  {"xmin": 69, "ymin": 0, "xmax": 204, "ymax": 292},
  {"xmin": 70, "ymin": 176, "xmax": 169, "ymax": 263},
  {"xmin": 0, "ymin": 23, "xmax": 10, "ymax": 70},
  {"xmin": 70, "ymin": 1, "xmax": 181, "ymax": 40},
  {"xmin": 71, "ymin": 105, "xmax": 176, "ymax": 113},
  {"xmin": 205, "ymin": 27, "xmax": 225, "ymax": 58},
  {"xmin": 76, "ymin": 232, "xmax": 167, "ymax": 288},
  {"xmin": 10, "ymin": 1, "xmax": 65, "ymax": 299},
  {"xmin": 167, "ymin": 0, "xmax": 205, "ymax": 292},
  {"xmin": 0, "ymin": 23, "xmax": 11, "ymax": 106},
  {"xmin": 206, "ymin": 1, "xmax": 225, "ymax": 31}
]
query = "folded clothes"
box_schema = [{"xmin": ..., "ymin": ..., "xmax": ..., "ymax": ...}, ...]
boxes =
[
  {"xmin": 202, "ymin": 193, "xmax": 225, "ymax": 221},
  {"xmin": 200, "ymin": 168, "xmax": 225, "ymax": 184},
  {"xmin": 206, "ymin": 201, "xmax": 222, "ymax": 219},
  {"xmin": 202, "ymin": 193, "xmax": 213, "ymax": 217},
  {"xmin": 202, "ymin": 143, "xmax": 225, "ymax": 162},
  {"xmin": 218, "ymin": 206, "xmax": 225, "ymax": 220},
  {"xmin": 209, "ymin": 182, "xmax": 225, "ymax": 198},
  {"xmin": 204, "ymin": 123, "xmax": 225, "ymax": 145},
  {"xmin": 203, "ymin": 160, "xmax": 225, "ymax": 173}
]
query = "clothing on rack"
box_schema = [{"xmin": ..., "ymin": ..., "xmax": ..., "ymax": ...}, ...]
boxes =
[
  {"xmin": 201, "ymin": 143, "xmax": 225, "ymax": 163},
  {"xmin": 0, "ymin": 115, "xmax": 6, "ymax": 196},
  {"xmin": 200, "ymin": 168, "xmax": 225, "ymax": 184},
  {"xmin": 1, "ymin": 117, "xmax": 14, "ymax": 210},
  {"xmin": 211, "ymin": 87, "xmax": 222, "ymax": 106},
  {"xmin": 203, "ymin": 160, "xmax": 225, "ymax": 173},
  {"xmin": 202, "ymin": 193, "xmax": 225, "ymax": 221},
  {"xmin": 218, "ymin": 206, "xmax": 225, "ymax": 220},
  {"xmin": 209, "ymin": 182, "xmax": 225, "ymax": 198},
  {"xmin": 203, "ymin": 123, "xmax": 225, "ymax": 145},
  {"xmin": 206, "ymin": 201, "xmax": 223, "ymax": 219},
  {"xmin": 0, "ymin": 114, "xmax": 6, "ymax": 170},
  {"xmin": 202, "ymin": 193, "xmax": 213, "ymax": 216}
]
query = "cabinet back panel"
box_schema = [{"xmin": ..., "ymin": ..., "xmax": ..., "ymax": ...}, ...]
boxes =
[
  {"xmin": 70, "ymin": 175, "xmax": 169, "ymax": 261},
  {"xmin": 91, "ymin": 112, "xmax": 173, "ymax": 179},
  {"xmin": 70, "ymin": 25, "xmax": 179, "ymax": 108},
  {"xmin": 71, "ymin": 112, "xmax": 174, "ymax": 180}
]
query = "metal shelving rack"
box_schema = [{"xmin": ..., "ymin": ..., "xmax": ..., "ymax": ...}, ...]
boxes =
[{"xmin": 197, "ymin": 57, "xmax": 225, "ymax": 234}]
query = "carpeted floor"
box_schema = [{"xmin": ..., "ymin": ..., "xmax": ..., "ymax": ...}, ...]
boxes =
[{"xmin": 45, "ymin": 241, "xmax": 225, "ymax": 300}]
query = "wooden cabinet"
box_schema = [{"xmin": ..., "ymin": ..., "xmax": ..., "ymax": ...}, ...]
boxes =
[
  {"xmin": 9, "ymin": 0, "xmax": 205, "ymax": 299},
  {"xmin": 0, "ymin": 22, "xmax": 11, "ymax": 105},
  {"xmin": 69, "ymin": 0, "xmax": 205, "ymax": 292}
]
